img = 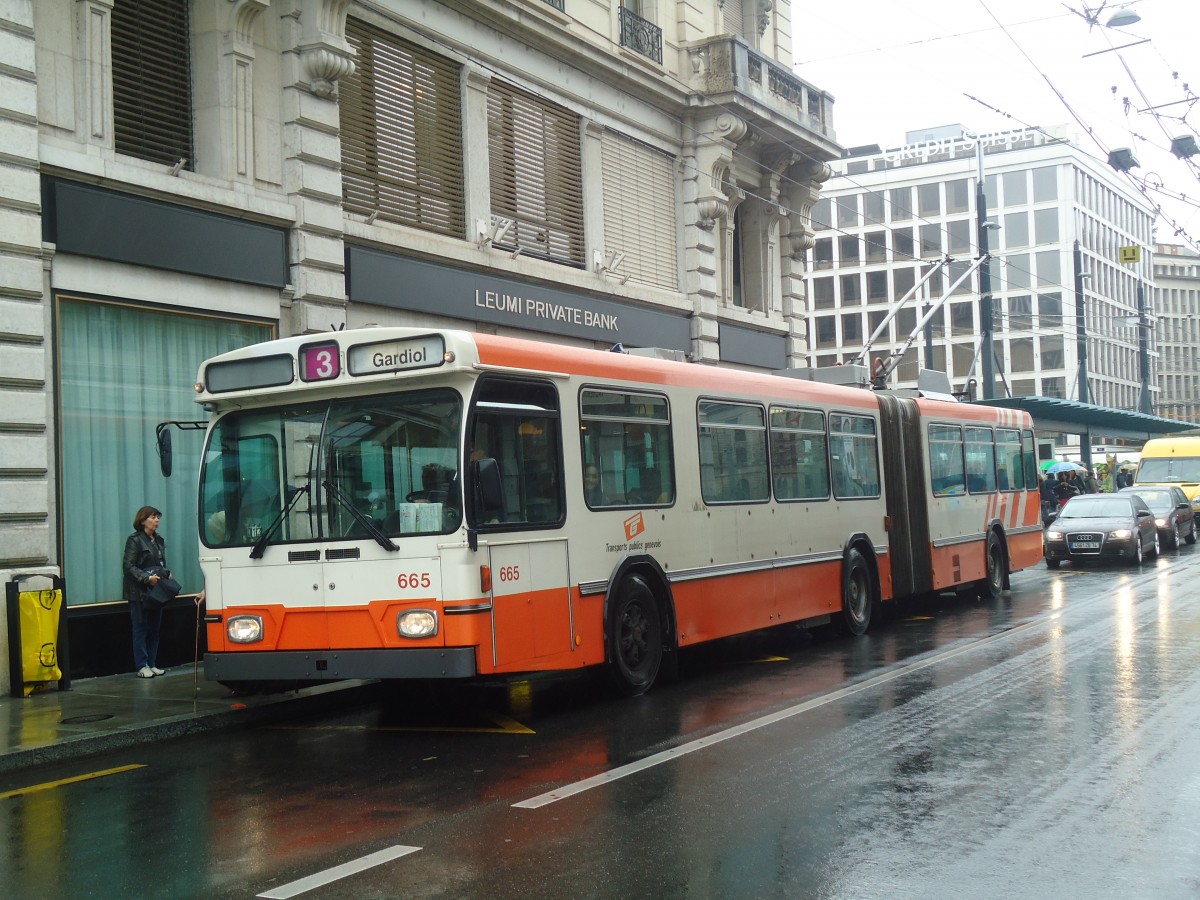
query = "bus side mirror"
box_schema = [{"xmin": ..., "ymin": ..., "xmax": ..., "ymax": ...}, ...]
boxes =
[{"xmin": 157, "ymin": 425, "xmax": 173, "ymax": 478}]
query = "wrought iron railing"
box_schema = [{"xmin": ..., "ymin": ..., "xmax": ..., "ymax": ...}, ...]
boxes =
[
  {"xmin": 542, "ymin": 0, "xmax": 564, "ymax": 10},
  {"xmin": 619, "ymin": 6, "xmax": 662, "ymax": 64}
]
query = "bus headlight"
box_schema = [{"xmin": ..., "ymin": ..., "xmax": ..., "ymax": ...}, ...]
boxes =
[
  {"xmin": 227, "ymin": 615, "xmax": 264, "ymax": 643},
  {"xmin": 397, "ymin": 609, "xmax": 438, "ymax": 638}
]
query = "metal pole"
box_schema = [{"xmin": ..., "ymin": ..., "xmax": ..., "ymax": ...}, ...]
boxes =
[
  {"xmin": 977, "ymin": 144, "xmax": 995, "ymax": 400},
  {"xmin": 1073, "ymin": 240, "xmax": 1089, "ymax": 405},
  {"xmin": 1137, "ymin": 281, "xmax": 1152, "ymax": 414}
]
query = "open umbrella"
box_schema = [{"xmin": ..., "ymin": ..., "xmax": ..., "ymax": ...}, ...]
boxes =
[
  {"xmin": 1046, "ymin": 461, "xmax": 1086, "ymax": 475},
  {"xmin": 1038, "ymin": 459, "xmax": 1057, "ymax": 472}
]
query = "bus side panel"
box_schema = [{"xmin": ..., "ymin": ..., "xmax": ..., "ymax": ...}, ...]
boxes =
[
  {"xmin": 773, "ymin": 559, "xmax": 846, "ymax": 623},
  {"xmin": 928, "ymin": 540, "xmax": 987, "ymax": 591},
  {"xmin": 1007, "ymin": 529, "xmax": 1044, "ymax": 572}
]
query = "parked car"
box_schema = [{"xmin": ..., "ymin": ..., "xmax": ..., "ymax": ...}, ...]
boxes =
[
  {"xmin": 1044, "ymin": 494, "xmax": 1159, "ymax": 568},
  {"xmin": 1118, "ymin": 485, "xmax": 1198, "ymax": 549}
]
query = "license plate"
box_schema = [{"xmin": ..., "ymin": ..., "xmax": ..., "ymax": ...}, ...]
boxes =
[{"xmin": 1071, "ymin": 541, "xmax": 1099, "ymax": 550}]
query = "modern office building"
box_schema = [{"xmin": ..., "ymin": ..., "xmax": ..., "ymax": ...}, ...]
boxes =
[
  {"xmin": 804, "ymin": 125, "xmax": 1158, "ymax": 421},
  {"xmin": 0, "ymin": 0, "xmax": 840, "ymax": 684},
  {"xmin": 1152, "ymin": 243, "xmax": 1200, "ymax": 426}
]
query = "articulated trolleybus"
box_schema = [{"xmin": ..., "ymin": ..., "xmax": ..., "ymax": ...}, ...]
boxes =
[{"xmin": 192, "ymin": 328, "xmax": 1043, "ymax": 695}]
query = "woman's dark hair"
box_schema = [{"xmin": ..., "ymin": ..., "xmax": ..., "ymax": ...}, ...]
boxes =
[{"xmin": 133, "ymin": 506, "xmax": 162, "ymax": 531}]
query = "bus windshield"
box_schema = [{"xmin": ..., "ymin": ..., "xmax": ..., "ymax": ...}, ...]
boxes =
[{"xmin": 200, "ymin": 388, "xmax": 462, "ymax": 549}]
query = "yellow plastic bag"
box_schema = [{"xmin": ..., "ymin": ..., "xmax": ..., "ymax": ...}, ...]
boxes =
[{"xmin": 19, "ymin": 589, "xmax": 62, "ymax": 695}]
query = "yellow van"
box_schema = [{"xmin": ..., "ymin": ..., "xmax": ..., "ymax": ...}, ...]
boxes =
[{"xmin": 1135, "ymin": 436, "xmax": 1200, "ymax": 513}]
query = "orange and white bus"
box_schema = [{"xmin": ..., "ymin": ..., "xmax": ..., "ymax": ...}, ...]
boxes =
[{"xmin": 187, "ymin": 327, "xmax": 1043, "ymax": 694}]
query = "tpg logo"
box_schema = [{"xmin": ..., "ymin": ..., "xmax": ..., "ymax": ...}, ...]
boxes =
[{"xmin": 624, "ymin": 512, "xmax": 644, "ymax": 540}]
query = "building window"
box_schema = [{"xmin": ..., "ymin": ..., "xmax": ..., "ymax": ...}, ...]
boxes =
[
  {"xmin": 841, "ymin": 274, "xmax": 861, "ymax": 304},
  {"xmin": 947, "ymin": 178, "xmax": 970, "ymax": 213},
  {"xmin": 865, "ymin": 231, "xmax": 886, "ymax": 263},
  {"xmin": 1004, "ymin": 212, "xmax": 1029, "ymax": 248},
  {"xmin": 1032, "ymin": 166, "xmax": 1057, "ymax": 202},
  {"xmin": 842, "ymin": 312, "xmax": 862, "ymax": 344},
  {"xmin": 1039, "ymin": 293, "xmax": 1062, "ymax": 329},
  {"xmin": 867, "ymin": 271, "xmax": 888, "ymax": 301},
  {"xmin": 1003, "ymin": 170, "xmax": 1028, "ymax": 205},
  {"xmin": 342, "ymin": 21, "xmax": 465, "ymax": 237},
  {"xmin": 111, "ymin": 0, "xmax": 194, "ymax": 170},
  {"xmin": 1042, "ymin": 376, "xmax": 1066, "ymax": 398},
  {"xmin": 950, "ymin": 301, "xmax": 973, "ymax": 335},
  {"xmin": 618, "ymin": 2, "xmax": 663, "ymax": 64},
  {"xmin": 836, "ymin": 195, "xmax": 859, "ymax": 228},
  {"xmin": 1036, "ymin": 250, "xmax": 1061, "ymax": 288},
  {"xmin": 894, "ymin": 227, "xmax": 914, "ymax": 261},
  {"xmin": 1034, "ymin": 208, "xmax": 1059, "ymax": 244},
  {"xmin": 1040, "ymin": 335, "xmax": 1065, "ymax": 368},
  {"xmin": 1009, "ymin": 337, "xmax": 1034, "ymax": 371},
  {"xmin": 1008, "ymin": 295, "xmax": 1033, "ymax": 328},
  {"xmin": 811, "ymin": 198, "xmax": 832, "ymax": 229},
  {"xmin": 893, "ymin": 267, "xmax": 915, "ymax": 298},
  {"xmin": 58, "ymin": 298, "xmax": 271, "ymax": 605},
  {"xmin": 600, "ymin": 131, "xmax": 678, "ymax": 289},
  {"xmin": 920, "ymin": 224, "xmax": 941, "ymax": 258},
  {"xmin": 947, "ymin": 219, "xmax": 971, "ymax": 254},
  {"xmin": 812, "ymin": 277, "xmax": 835, "ymax": 310},
  {"xmin": 917, "ymin": 183, "xmax": 940, "ymax": 217},
  {"xmin": 815, "ymin": 316, "xmax": 837, "ymax": 348},
  {"xmin": 890, "ymin": 187, "xmax": 912, "ymax": 220},
  {"xmin": 864, "ymin": 191, "xmax": 885, "ymax": 224},
  {"xmin": 813, "ymin": 237, "xmax": 833, "ymax": 270},
  {"xmin": 488, "ymin": 81, "xmax": 585, "ymax": 266},
  {"xmin": 839, "ymin": 235, "xmax": 860, "ymax": 265}
]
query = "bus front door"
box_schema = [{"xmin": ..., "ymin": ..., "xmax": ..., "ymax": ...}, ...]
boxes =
[{"xmin": 488, "ymin": 538, "xmax": 573, "ymax": 669}]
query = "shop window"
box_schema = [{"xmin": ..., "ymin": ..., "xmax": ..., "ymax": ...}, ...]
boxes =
[{"xmin": 58, "ymin": 299, "xmax": 271, "ymax": 604}]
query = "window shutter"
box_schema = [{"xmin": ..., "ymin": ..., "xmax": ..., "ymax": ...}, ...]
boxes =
[
  {"xmin": 721, "ymin": 0, "xmax": 745, "ymax": 37},
  {"xmin": 341, "ymin": 20, "xmax": 465, "ymax": 237},
  {"xmin": 600, "ymin": 132, "xmax": 678, "ymax": 290},
  {"xmin": 487, "ymin": 81, "xmax": 585, "ymax": 267},
  {"xmin": 111, "ymin": 0, "xmax": 194, "ymax": 170}
]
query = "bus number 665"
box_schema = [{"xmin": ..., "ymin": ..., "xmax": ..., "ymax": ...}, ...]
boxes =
[
  {"xmin": 498, "ymin": 565, "xmax": 520, "ymax": 582},
  {"xmin": 397, "ymin": 572, "xmax": 431, "ymax": 589}
]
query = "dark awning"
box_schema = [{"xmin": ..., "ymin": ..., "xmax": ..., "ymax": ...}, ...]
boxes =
[{"xmin": 971, "ymin": 397, "xmax": 1200, "ymax": 442}]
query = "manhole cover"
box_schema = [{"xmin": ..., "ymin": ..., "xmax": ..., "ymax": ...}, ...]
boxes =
[{"xmin": 60, "ymin": 714, "xmax": 114, "ymax": 725}]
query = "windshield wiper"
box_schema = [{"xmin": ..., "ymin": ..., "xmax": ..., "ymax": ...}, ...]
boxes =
[
  {"xmin": 249, "ymin": 484, "xmax": 311, "ymax": 559},
  {"xmin": 323, "ymin": 480, "xmax": 399, "ymax": 552}
]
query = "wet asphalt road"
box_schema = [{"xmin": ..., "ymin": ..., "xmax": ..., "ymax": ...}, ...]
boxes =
[{"xmin": 3, "ymin": 545, "xmax": 1200, "ymax": 899}]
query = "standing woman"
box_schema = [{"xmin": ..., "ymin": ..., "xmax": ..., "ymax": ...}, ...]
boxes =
[{"xmin": 123, "ymin": 505, "xmax": 168, "ymax": 678}]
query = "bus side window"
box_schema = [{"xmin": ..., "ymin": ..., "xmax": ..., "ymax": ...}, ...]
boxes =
[{"xmin": 580, "ymin": 388, "xmax": 673, "ymax": 508}]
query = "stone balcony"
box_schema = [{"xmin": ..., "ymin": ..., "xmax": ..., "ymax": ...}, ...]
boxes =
[{"xmin": 687, "ymin": 37, "xmax": 838, "ymax": 155}]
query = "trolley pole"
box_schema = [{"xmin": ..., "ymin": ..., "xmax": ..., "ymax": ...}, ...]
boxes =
[{"xmin": 1137, "ymin": 281, "xmax": 1152, "ymax": 414}]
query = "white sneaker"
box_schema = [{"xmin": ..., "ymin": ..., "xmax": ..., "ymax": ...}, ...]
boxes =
[
  {"xmin": 137, "ymin": 666, "xmax": 154, "ymax": 678},
  {"xmin": 150, "ymin": 667, "xmax": 165, "ymax": 676}
]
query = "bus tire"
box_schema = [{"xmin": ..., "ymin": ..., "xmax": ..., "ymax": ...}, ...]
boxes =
[
  {"xmin": 607, "ymin": 574, "xmax": 663, "ymax": 696},
  {"xmin": 840, "ymin": 548, "xmax": 873, "ymax": 636},
  {"xmin": 978, "ymin": 532, "xmax": 1007, "ymax": 601}
]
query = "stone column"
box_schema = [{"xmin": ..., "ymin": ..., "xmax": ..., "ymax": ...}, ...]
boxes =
[
  {"xmin": 781, "ymin": 158, "xmax": 832, "ymax": 366},
  {"xmin": 72, "ymin": 0, "xmax": 114, "ymax": 147},
  {"xmin": 0, "ymin": 0, "xmax": 57, "ymax": 694},
  {"xmin": 279, "ymin": 0, "xmax": 355, "ymax": 335}
]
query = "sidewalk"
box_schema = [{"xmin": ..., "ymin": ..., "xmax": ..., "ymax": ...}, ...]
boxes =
[{"xmin": 0, "ymin": 666, "xmax": 378, "ymax": 774}]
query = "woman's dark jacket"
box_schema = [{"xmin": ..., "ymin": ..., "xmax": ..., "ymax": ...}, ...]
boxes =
[{"xmin": 123, "ymin": 530, "xmax": 167, "ymax": 604}]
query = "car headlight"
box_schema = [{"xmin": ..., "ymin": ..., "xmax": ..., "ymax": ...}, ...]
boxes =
[
  {"xmin": 1046, "ymin": 530, "xmax": 1064, "ymax": 541},
  {"xmin": 1109, "ymin": 528, "xmax": 1133, "ymax": 539},
  {"xmin": 227, "ymin": 615, "xmax": 264, "ymax": 643},
  {"xmin": 397, "ymin": 609, "xmax": 437, "ymax": 638},
  {"xmin": 1155, "ymin": 517, "xmax": 1167, "ymax": 527}
]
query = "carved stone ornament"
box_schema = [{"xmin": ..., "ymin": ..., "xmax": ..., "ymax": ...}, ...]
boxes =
[
  {"xmin": 758, "ymin": 0, "xmax": 773, "ymax": 36},
  {"xmin": 227, "ymin": 0, "xmax": 271, "ymax": 42},
  {"xmin": 302, "ymin": 43, "xmax": 355, "ymax": 98},
  {"xmin": 696, "ymin": 195, "xmax": 728, "ymax": 231}
]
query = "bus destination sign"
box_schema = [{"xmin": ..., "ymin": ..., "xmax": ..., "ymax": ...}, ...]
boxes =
[{"xmin": 348, "ymin": 334, "xmax": 446, "ymax": 376}]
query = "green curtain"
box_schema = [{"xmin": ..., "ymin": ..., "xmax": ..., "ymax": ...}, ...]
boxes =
[{"xmin": 59, "ymin": 300, "xmax": 271, "ymax": 605}]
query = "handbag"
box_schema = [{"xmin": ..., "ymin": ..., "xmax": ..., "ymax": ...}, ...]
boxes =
[{"xmin": 143, "ymin": 565, "xmax": 181, "ymax": 604}]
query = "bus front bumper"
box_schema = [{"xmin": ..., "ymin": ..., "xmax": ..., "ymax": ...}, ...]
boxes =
[{"xmin": 204, "ymin": 648, "xmax": 477, "ymax": 682}]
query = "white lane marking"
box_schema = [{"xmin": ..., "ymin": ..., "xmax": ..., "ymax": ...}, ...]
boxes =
[
  {"xmin": 514, "ymin": 616, "xmax": 1052, "ymax": 809},
  {"xmin": 256, "ymin": 845, "xmax": 422, "ymax": 898}
]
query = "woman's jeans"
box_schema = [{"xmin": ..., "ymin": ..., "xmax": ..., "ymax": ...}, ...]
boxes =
[{"xmin": 131, "ymin": 601, "xmax": 163, "ymax": 670}]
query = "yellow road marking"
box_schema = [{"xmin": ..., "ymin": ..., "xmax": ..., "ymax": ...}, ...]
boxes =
[
  {"xmin": 0, "ymin": 764, "xmax": 147, "ymax": 800},
  {"xmin": 751, "ymin": 656, "xmax": 789, "ymax": 663},
  {"xmin": 269, "ymin": 709, "xmax": 535, "ymax": 735},
  {"xmin": 902, "ymin": 616, "xmax": 935, "ymax": 621}
]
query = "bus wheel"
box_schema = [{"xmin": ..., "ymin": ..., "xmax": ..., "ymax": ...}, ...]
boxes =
[
  {"xmin": 840, "ymin": 549, "xmax": 872, "ymax": 636},
  {"xmin": 607, "ymin": 575, "xmax": 663, "ymax": 696},
  {"xmin": 978, "ymin": 533, "xmax": 1007, "ymax": 600}
]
